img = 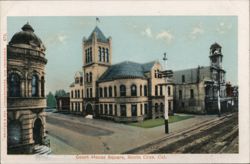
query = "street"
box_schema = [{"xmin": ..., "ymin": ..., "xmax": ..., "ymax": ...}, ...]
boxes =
[{"xmin": 45, "ymin": 112, "xmax": 237, "ymax": 154}]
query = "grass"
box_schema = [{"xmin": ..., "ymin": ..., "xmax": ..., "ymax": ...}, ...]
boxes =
[{"xmin": 128, "ymin": 115, "xmax": 194, "ymax": 128}]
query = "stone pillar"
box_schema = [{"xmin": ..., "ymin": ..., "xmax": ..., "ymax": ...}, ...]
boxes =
[
  {"xmin": 38, "ymin": 80, "xmax": 41, "ymax": 97},
  {"xmin": 21, "ymin": 80, "xmax": 25, "ymax": 97}
]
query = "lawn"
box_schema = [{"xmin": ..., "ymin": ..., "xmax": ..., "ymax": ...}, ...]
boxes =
[{"xmin": 129, "ymin": 115, "xmax": 194, "ymax": 128}]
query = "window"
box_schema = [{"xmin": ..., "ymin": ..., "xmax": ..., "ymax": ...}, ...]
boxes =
[
  {"xmin": 131, "ymin": 105, "xmax": 137, "ymax": 116},
  {"xmin": 140, "ymin": 85, "xmax": 142, "ymax": 96},
  {"xmin": 100, "ymin": 104, "xmax": 103, "ymax": 114},
  {"xmin": 168, "ymin": 86, "xmax": 171, "ymax": 96},
  {"xmin": 168, "ymin": 101, "xmax": 172, "ymax": 110},
  {"xmin": 179, "ymin": 90, "xmax": 182, "ymax": 99},
  {"xmin": 9, "ymin": 73, "xmax": 21, "ymax": 97},
  {"xmin": 41, "ymin": 76, "xmax": 45, "ymax": 97},
  {"xmin": 75, "ymin": 90, "xmax": 77, "ymax": 98},
  {"xmin": 120, "ymin": 85, "xmax": 126, "ymax": 97},
  {"xmin": 32, "ymin": 75, "xmax": 39, "ymax": 97},
  {"xmin": 144, "ymin": 104, "xmax": 148, "ymax": 114},
  {"xmin": 87, "ymin": 88, "xmax": 89, "ymax": 98},
  {"xmin": 82, "ymin": 90, "xmax": 84, "ymax": 98},
  {"xmin": 78, "ymin": 90, "xmax": 80, "ymax": 98},
  {"xmin": 104, "ymin": 87, "xmax": 107, "ymax": 97},
  {"xmin": 115, "ymin": 105, "xmax": 117, "ymax": 116},
  {"xmin": 90, "ymin": 88, "xmax": 92, "ymax": 98},
  {"xmin": 131, "ymin": 84, "xmax": 137, "ymax": 96},
  {"xmin": 155, "ymin": 103, "xmax": 158, "ymax": 113},
  {"xmin": 182, "ymin": 75, "xmax": 185, "ymax": 83},
  {"xmin": 160, "ymin": 103, "xmax": 164, "ymax": 112},
  {"xmin": 102, "ymin": 47, "xmax": 105, "ymax": 62},
  {"xmin": 99, "ymin": 88, "xmax": 103, "ymax": 97},
  {"xmin": 71, "ymin": 91, "xmax": 73, "ymax": 98},
  {"xmin": 109, "ymin": 104, "xmax": 113, "ymax": 115},
  {"xmin": 104, "ymin": 104, "xmax": 108, "ymax": 115},
  {"xmin": 8, "ymin": 120, "xmax": 22, "ymax": 145},
  {"xmin": 120, "ymin": 105, "xmax": 126, "ymax": 117},
  {"xmin": 154, "ymin": 70, "xmax": 157, "ymax": 78},
  {"xmin": 98, "ymin": 47, "xmax": 102, "ymax": 62},
  {"xmin": 140, "ymin": 104, "xmax": 143, "ymax": 115},
  {"xmin": 155, "ymin": 85, "xmax": 158, "ymax": 96},
  {"xmin": 80, "ymin": 77, "xmax": 83, "ymax": 85},
  {"xmin": 114, "ymin": 86, "xmax": 117, "ymax": 97},
  {"xmin": 106, "ymin": 48, "xmax": 109, "ymax": 62},
  {"xmin": 89, "ymin": 47, "xmax": 92, "ymax": 62},
  {"xmin": 190, "ymin": 89, "xmax": 194, "ymax": 99},
  {"xmin": 144, "ymin": 85, "xmax": 147, "ymax": 96},
  {"xmin": 109, "ymin": 86, "xmax": 112, "ymax": 97},
  {"xmin": 160, "ymin": 85, "xmax": 163, "ymax": 96},
  {"xmin": 85, "ymin": 49, "xmax": 88, "ymax": 63}
]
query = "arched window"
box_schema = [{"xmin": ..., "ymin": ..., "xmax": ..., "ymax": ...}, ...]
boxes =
[
  {"xmin": 106, "ymin": 48, "xmax": 109, "ymax": 62},
  {"xmin": 98, "ymin": 47, "xmax": 102, "ymax": 62},
  {"xmin": 109, "ymin": 86, "xmax": 112, "ymax": 97},
  {"xmin": 90, "ymin": 88, "xmax": 92, "ymax": 98},
  {"xmin": 78, "ymin": 90, "xmax": 80, "ymax": 98},
  {"xmin": 160, "ymin": 85, "xmax": 163, "ymax": 96},
  {"xmin": 131, "ymin": 85, "xmax": 137, "ymax": 96},
  {"xmin": 87, "ymin": 88, "xmax": 89, "ymax": 98},
  {"xmin": 99, "ymin": 88, "xmax": 103, "ymax": 97},
  {"xmin": 85, "ymin": 49, "xmax": 88, "ymax": 63},
  {"xmin": 89, "ymin": 47, "xmax": 92, "ymax": 62},
  {"xmin": 32, "ymin": 75, "xmax": 39, "ymax": 97},
  {"xmin": 155, "ymin": 85, "xmax": 158, "ymax": 96},
  {"xmin": 104, "ymin": 87, "xmax": 107, "ymax": 97},
  {"xmin": 71, "ymin": 91, "xmax": 73, "ymax": 98},
  {"xmin": 75, "ymin": 90, "xmax": 77, "ymax": 98},
  {"xmin": 102, "ymin": 47, "xmax": 105, "ymax": 62},
  {"xmin": 9, "ymin": 73, "xmax": 21, "ymax": 97},
  {"xmin": 144, "ymin": 85, "xmax": 147, "ymax": 96},
  {"xmin": 89, "ymin": 72, "xmax": 92, "ymax": 82},
  {"xmin": 41, "ymin": 76, "xmax": 45, "ymax": 97},
  {"xmin": 120, "ymin": 85, "xmax": 126, "ymax": 97},
  {"xmin": 114, "ymin": 86, "xmax": 117, "ymax": 97},
  {"xmin": 131, "ymin": 104, "xmax": 137, "ymax": 116},
  {"xmin": 168, "ymin": 86, "xmax": 171, "ymax": 96},
  {"xmin": 155, "ymin": 103, "xmax": 158, "ymax": 113},
  {"xmin": 140, "ymin": 85, "xmax": 142, "ymax": 96},
  {"xmin": 160, "ymin": 103, "xmax": 164, "ymax": 112}
]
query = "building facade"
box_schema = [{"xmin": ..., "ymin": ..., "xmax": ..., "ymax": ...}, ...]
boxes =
[
  {"xmin": 69, "ymin": 26, "xmax": 173, "ymax": 122},
  {"xmin": 173, "ymin": 43, "xmax": 228, "ymax": 114},
  {"xmin": 7, "ymin": 23, "xmax": 49, "ymax": 154}
]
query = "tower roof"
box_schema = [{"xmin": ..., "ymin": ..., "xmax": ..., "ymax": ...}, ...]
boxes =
[
  {"xmin": 210, "ymin": 42, "xmax": 221, "ymax": 49},
  {"xmin": 86, "ymin": 26, "xmax": 108, "ymax": 43}
]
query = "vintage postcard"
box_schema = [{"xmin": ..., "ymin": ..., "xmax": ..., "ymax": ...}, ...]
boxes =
[{"xmin": 0, "ymin": 0, "xmax": 249, "ymax": 163}]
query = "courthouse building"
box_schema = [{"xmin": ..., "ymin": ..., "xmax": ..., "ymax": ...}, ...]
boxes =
[
  {"xmin": 7, "ymin": 23, "xmax": 49, "ymax": 154},
  {"xmin": 69, "ymin": 26, "xmax": 174, "ymax": 122},
  {"xmin": 173, "ymin": 43, "xmax": 229, "ymax": 114}
]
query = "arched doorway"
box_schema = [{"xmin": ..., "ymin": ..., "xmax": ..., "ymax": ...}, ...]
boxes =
[
  {"xmin": 33, "ymin": 118, "xmax": 43, "ymax": 145},
  {"xmin": 86, "ymin": 104, "xmax": 93, "ymax": 115}
]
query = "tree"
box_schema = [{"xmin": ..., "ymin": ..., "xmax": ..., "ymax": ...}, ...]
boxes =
[
  {"xmin": 46, "ymin": 92, "xmax": 56, "ymax": 108},
  {"xmin": 55, "ymin": 89, "xmax": 67, "ymax": 97}
]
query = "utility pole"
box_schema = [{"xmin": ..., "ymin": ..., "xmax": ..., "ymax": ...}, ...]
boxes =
[{"xmin": 162, "ymin": 53, "xmax": 173, "ymax": 134}]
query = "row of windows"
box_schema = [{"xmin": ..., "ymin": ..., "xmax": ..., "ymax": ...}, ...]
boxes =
[
  {"xmin": 8, "ymin": 73, "xmax": 45, "ymax": 97},
  {"xmin": 71, "ymin": 102, "xmax": 82, "ymax": 112},
  {"xmin": 98, "ymin": 47, "xmax": 109, "ymax": 63},
  {"xmin": 86, "ymin": 88, "xmax": 93, "ymax": 98},
  {"xmin": 179, "ymin": 89, "xmax": 194, "ymax": 99},
  {"xmin": 71, "ymin": 89, "xmax": 84, "ymax": 98},
  {"xmin": 85, "ymin": 72, "xmax": 92, "ymax": 83},
  {"xmin": 98, "ymin": 103, "xmax": 148, "ymax": 117},
  {"xmin": 99, "ymin": 84, "xmax": 148, "ymax": 98},
  {"xmin": 155, "ymin": 85, "xmax": 171, "ymax": 96},
  {"xmin": 85, "ymin": 47, "xmax": 92, "ymax": 63}
]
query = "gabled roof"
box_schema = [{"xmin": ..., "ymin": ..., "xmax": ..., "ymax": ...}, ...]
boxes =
[
  {"xmin": 86, "ymin": 26, "xmax": 108, "ymax": 43},
  {"xmin": 98, "ymin": 61, "xmax": 157, "ymax": 82}
]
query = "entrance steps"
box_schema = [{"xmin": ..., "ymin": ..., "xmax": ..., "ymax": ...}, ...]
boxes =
[{"xmin": 33, "ymin": 145, "xmax": 52, "ymax": 155}]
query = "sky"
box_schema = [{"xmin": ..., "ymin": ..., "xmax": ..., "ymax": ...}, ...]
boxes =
[{"xmin": 7, "ymin": 16, "xmax": 238, "ymax": 94}]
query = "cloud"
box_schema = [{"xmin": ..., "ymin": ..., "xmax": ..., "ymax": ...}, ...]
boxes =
[
  {"xmin": 44, "ymin": 32, "xmax": 68, "ymax": 46},
  {"xmin": 140, "ymin": 27, "xmax": 174, "ymax": 44},
  {"xmin": 216, "ymin": 21, "xmax": 232, "ymax": 34},
  {"xmin": 141, "ymin": 27, "xmax": 153, "ymax": 38},
  {"xmin": 189, "ymin": 23, "xmax": 204, "ymax": 40},
  {"xmin": 156, "ymin": 31, "xmax": 174, "ymax": 43}
]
